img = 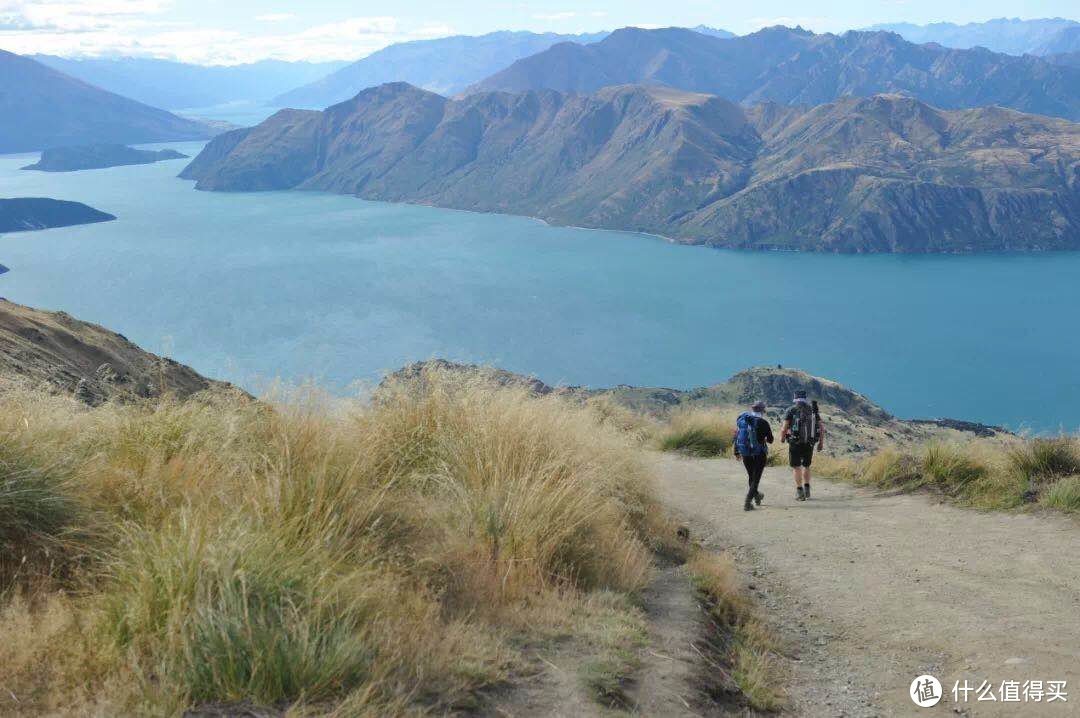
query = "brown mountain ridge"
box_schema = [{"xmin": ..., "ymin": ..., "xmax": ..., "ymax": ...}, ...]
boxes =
[{"xmin": 181, "ymin": 83, "xmax": 1080, "ymax": 253}]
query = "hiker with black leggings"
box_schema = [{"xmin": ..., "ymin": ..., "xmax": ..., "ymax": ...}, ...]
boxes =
[{"xmin": 733, "ymin": 401, "xmax": 774, "ymax": 512}]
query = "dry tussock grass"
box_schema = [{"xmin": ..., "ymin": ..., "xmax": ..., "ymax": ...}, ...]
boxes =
[
  {"xmin": 820, "ymin": 436, "xmax": 1080, "ymax": 513},
  {"xmin": 657, "ymin": 407, "xmax": 740, "ymax": 457},
  {"xmin": 0, "ymin": 367, "xmax": 660, "ymax": 715}
]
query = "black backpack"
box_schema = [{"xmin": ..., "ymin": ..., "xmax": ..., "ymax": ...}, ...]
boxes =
[{"xmin": 789, "ymin": 401, "xmax": 819, "ymax": 445}]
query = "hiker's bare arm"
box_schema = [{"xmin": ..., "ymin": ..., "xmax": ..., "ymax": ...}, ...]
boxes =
[
  {"xmin": 817, "ymin": 421, "xmax": 826, "ymax": 450},
  {"xmin": 780, "ymin": 418, "xmax": 792, "ymax": 442}
]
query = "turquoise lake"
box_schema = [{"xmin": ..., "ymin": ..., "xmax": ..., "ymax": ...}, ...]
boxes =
[{"xmin": 1, "ymin": 141, "xmax": 1077, "ymax": 432}]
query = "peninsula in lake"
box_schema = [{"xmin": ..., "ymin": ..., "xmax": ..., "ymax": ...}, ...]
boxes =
[
  {"xmin": 0, "ymin": 198, "xmax": 116, "ymax": 233},
  {"xmin": 22, "ymin": 144, "xmax": 188, "ymax": 172},
  {"xmin": 181, "ymin": 83, "xmax": 1080, "ymax": 253}
]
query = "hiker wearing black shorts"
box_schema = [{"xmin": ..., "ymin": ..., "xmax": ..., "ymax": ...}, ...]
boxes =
[
  {"xmin": 781, "ymin": 390, "xmax": 825, "ymax": 501},
  {"xmin": 733, "ymin": 401, "xmax": 774, "ymax": 512}
]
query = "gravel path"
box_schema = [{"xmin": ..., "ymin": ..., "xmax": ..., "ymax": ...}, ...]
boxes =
[{"xmin": 651, "ymin": 453, "xmax": 1080, "ymax": 717}]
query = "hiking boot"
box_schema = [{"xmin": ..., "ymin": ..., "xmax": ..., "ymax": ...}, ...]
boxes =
[
  {"xmin": 744, "ymin": 499, "xmax": 755, "ymax": 511},
  {"xmin": 755, "ymin": 491, "xmax": 764, "ymax": 506},
  {"xmin": 803, "ymin": 485, "xmax": 811, "ymax": 500},
  {"xmin": 796, "ymin": 486, "xmax": 806, "ymax": 502}
]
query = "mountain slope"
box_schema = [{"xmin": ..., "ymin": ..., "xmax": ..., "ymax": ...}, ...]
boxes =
[
  {"xmin": 0, "ymin": 50, "xmax": 216, "ymax": 154},
  {"xmin": 468, "ymin": 26, "xmax": 1080, "ymax": 121},
  {"xmin": 0, "ymin": 198, "xmax": 115, "ymax": 232},
  {"xmin": 0, "ymin": 299, "xmax": 231, "ymax": 404},
  {"xmin": 32, "ymin": 55, "xmax": 347, "ymax": 110},
  {"xmin": 272, "ymin": 31, "xmax": 609, "ymax": 108},
  {"xmin": 868, "ymin": 17, "xmax": 1078, "ymax": 55},
  {"xmin": 181, "ymin": 83, "xmax": 1080, "ymax": 253}
]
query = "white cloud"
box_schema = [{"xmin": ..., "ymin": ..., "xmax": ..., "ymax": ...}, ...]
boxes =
[
  {"xmin": 254, "ymin": 13, "xmax": 295, "ymax": 23},
  {"xmin": 532, "ymin": 11, "xmax": 607, "ymax": 22},
  {"xmin": 0, "ymin": 0, "xmax": 168, "ymax": 31},
  {"xmin": 0, "ymin": 4, "xmax": 458, "ymax": 64}
]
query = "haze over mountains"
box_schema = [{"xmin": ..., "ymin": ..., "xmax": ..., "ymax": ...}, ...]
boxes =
[
  {"xmin": 272, "ymin": 31, "xmax": 609, "ymax": 108},
  {"xmin": 469, "ymin": 26, "xmax": 1080, "ymax": 121},
  {"xmin": 871, "ymin": 17, "xmax": 1079, "ymax": 55},
  {"xmin": 0, "ymin": 50, "xmax": 216, "ymax": 154},
  {"xmin": 181, "ymin": 83, "xmax": 1080, "ymax": 253},
  {"xmin": 33, "ymin": 56, "xmax": 347, "ymax": 111}
]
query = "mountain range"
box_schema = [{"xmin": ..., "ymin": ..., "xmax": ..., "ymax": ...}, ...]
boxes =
[
  {"xmin": 271, "ymin": 27, "xmax": 733, "ymax": 108},
  {"xmin": 468, "ymin": 26, "xmax": 1080, "ymax": 122},
  {"xmin": 869, "ymin": 17, "xmax": 1079, "ymax": 55},
  {"xmin": 180, "ymin": 82, "xmax": 1080, "ymax": 253},
  {"xmin": 0, "ymin": 50, "xmax": 217, "ymax": 154},
  {"xmin": 273, "ymin": 31, "xmax": 609, "ymax": 107},
  {"xmin": 32, "ymin": 56, "xmax": 347, "ymax": 111}
]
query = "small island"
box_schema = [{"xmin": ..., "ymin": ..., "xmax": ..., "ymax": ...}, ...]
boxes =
[
  {"xmin": 21, "ymin": 144, "xmax": 188, "ymax": 172},
  {"xmin": 0, "ymin": 197, "xmax": 116, "ymax": 233}
]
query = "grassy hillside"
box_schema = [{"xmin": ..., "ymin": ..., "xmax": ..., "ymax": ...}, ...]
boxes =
[{"xmin": 0, "ymin": 366, "xmax": 670, "ymax": 715}]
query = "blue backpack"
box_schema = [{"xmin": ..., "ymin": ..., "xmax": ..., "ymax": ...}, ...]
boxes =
[{"xmin": 735, "ymin": 412, "xmax": 765, "ymax": 457}]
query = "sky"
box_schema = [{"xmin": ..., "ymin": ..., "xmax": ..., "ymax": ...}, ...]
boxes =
[{"xmin": 1, "ymin": 0, "xmax": 1078, "ymax": 64}]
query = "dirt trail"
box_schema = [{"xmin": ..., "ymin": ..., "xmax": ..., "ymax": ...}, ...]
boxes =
[{"xmin": 652, "ymin": 453, "xmax": 1080, "ymax": 717}]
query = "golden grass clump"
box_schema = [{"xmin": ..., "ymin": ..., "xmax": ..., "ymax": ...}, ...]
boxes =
[
  {"xmin": 822, "ymin": 435, "xmax": 1080, "ymax": 513},
  {"xmin": 0, "ymin": 366, "xmax": 658, "ymax": 715},
  {"xmin": 657, "ymin": 407, "xmax": 739, "ymax": 457}
]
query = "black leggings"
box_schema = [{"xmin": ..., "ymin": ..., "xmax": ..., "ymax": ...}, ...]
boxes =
[{"xmin": 742, "ymin": 454, "xmax": 767, "ymax": 500}]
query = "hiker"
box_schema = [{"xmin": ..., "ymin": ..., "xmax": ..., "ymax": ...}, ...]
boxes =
[
  {"xmin": 780, "ymin": 390, "xmax": 825, "ymax": 501},
  {"xmin": 733, "ymin": 401, "xmax": 774, "ymax": 512}
]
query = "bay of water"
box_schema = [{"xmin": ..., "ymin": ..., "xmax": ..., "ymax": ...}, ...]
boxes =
[{"xmin": 1, "ymin": 141, "xmax": 1077, "ymax": 431}]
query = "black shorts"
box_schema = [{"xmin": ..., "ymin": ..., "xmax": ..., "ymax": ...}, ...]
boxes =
[{"xmin": 789, "ymin": 443, "xmax": 814, "ymax": 468}]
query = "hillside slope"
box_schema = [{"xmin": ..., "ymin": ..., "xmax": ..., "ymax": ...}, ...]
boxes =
[
  {"xmin": 0, "ymin": 50, "xmax": 216, "ymax": 153},
  {"xmin": 0, "ymin": 299, "xmax": 231, "ymax": 404},
  {"xmin": 181, "ymin": 83, "xmax": 1080, "ymax": 253},
  {"xmin": 468, "ymin": 26, "xmax": 1080, "ymax": 122}
]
